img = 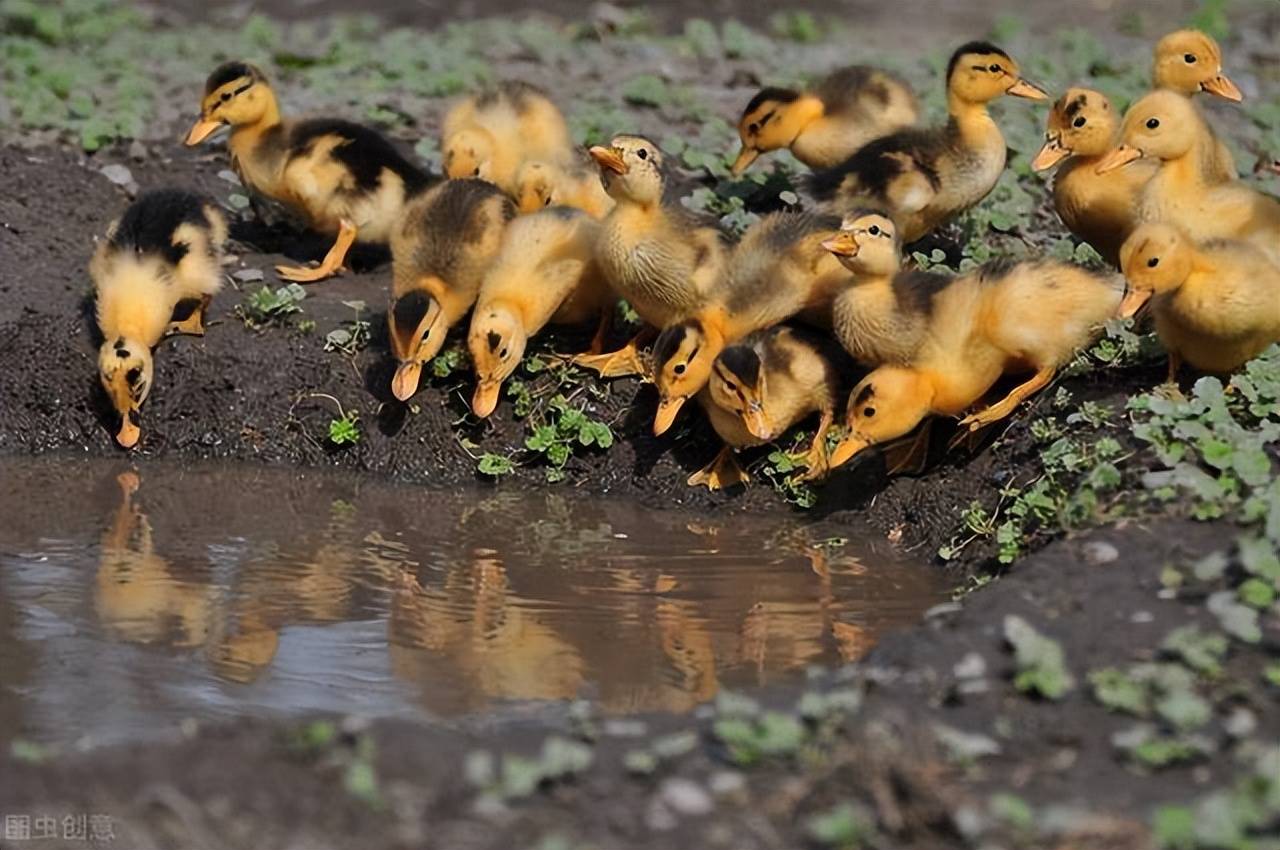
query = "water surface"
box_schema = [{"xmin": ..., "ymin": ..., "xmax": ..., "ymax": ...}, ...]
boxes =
[{"xmin": 0, "ymin": 460, "xmax": 948, "ymax": 747}]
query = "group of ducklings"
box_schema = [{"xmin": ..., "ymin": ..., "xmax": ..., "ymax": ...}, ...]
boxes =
[{"xmin": 91, "ymin": 28, "xmax": 1280, "ymax": 490}]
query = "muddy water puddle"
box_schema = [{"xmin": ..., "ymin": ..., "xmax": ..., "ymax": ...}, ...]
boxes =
[{"xmin": 0, "ymin": 460, "xmax": 948, "ymax": 746}]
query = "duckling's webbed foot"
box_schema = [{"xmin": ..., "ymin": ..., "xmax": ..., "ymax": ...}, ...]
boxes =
[
  {"xmin": 958, "ymin": 367, "xmax": 1055, "ymax": 431},
  {"xmin": 166, "ymin": 295, "xmax": 213, "ymax": 337},
  {"xmin": 687, "ymin": 447, "xmax": 750, "ymax": 491},
  {"xmin": 885, "ymin": 420, "xmax": 935, "ymax": 476},
  {"xmin": 569, "ymin": 329, "xmax": 655, "ymax": 379},
  {"xmin": 794, "ymin": 411, "xmax": 835, "ymax": 481},
  {"xmin": 275, "ymin": 220, "xmax": 357, "ymax": 284}
]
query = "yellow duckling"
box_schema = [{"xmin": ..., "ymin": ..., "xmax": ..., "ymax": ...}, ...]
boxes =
[
  {"xmin": 468, "ymin": 207, "xmax": 615, "ymax": 417},
  {"xmin": 441, "ymin": 81, "xmax": 572, "ymax": 194},
  {"xmin": 92, "ymin": 190, "xmax": 227, "ymax": 448},
  {"xmin": 651, "ymin": 210, "xmax": 846, "ymax": 435},
  {"xmin": 1097, "ymin": 91, "xmax": 1280, "ymax": 266},
  {"xmin": 185, "ymin": 61, "xmax": 432, "ymax": 284},
  {"xmin": 577, "ymin": 135, "xmax": 730, "ymax": 378},
  {"xmin": 730, "ymin": 66, "xmax": 919, "ymax": 175},
  {"xmin": 1118, "ymin": 223, "xmax": 1280, "ymax": 380},
  {"xmin": 827, "ymin": 259, "xmax": 1122, "ymax": 468},
  {"xmin": 809, "ymin": 42, "xmax": 1047, "ymax": 242},
  {"xmin": 388, "ymin": 179, "xmax": 515, "ymax": 401},
  {"xmin": 1032, "ymin": 88, "xmax": 1158, "ymax": 266},
  {"xmin": 1153, "ymin": 28, "xmax": 1242, "ymax": 181},
  {"xmin": 821, "ymin": 210, "xmax": 949, "ymax": 365},
  {"xmin": 690, "ymin": 326, "xmax": 843, "ymax": 490},
  {"xmin": 512, "ymin": 150, "xmax": 615, "ymax": 218}
]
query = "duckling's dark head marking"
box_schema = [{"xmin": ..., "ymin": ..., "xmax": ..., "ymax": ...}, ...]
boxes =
[
  {"xmin": 205, "ymin": 61, "xmax": 261, "ymax": 95},
  {"xmin": 947, "ymin": 41, "xmax": 1011, "ymax": 80},
  {"xmin": 717, "ymin": 344, "xmax": 762, "ymax": 390}
]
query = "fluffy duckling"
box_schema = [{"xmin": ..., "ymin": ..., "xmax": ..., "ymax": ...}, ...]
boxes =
[
  {"xmin": 822, "ymin": 210, "xmax": 949, "ymax": 366},
  {"xmin": 185, "ymin": 61, "xmax": 432, "ymax": 283},
  {"xmin": 691, "ymin": 327, "xmax": 842, "ymax": 490},
  {"xmin": 92, "ymin": 190, "xmax": 227, "ymax": 449},
  {"xmin": 651, "ymin": 210, "xmax": 846, "ymax": 435},
  {"xmin": 827, "ymin": 259, "xmax": 1123, "ymax": 469},
  {"xmin": 809, "ymin": 42, "xmax": 1048, "ymax": 242},
  {"xmin": 579, "ymin": 135, "xmax": 730, "ymax": 377},
  {"xmin": 468, "ymin": 207, "xmax": 614, "ymax": 417},
  {"xmin": 1119, "ymin": 223, "xmax": 1280, "ymax": 379},
  {"xmin": 442, "ymin": 81, "xmax": 572, "ymax": 194},
  {"xmin": 1032, "ymin": 88, "xmax": 1158, "ymax": 266},
  {"xmin": 1153, "ymin": 29, "xmax": 1243, "ymax": 181},
  {"xmin": 1097, "ymin": 91, "xmax": 1280, "ymax": 266},
  {"xmin": 512, "ymin": 151, "xmax": 615, "ymax": 218},
  {"xmin": 731, "ymin": 66, "xmax": 919, "ymax": 175},
  {"xmin": 388, "ymin": 179, "xmax": 515, "ymax": 401}
]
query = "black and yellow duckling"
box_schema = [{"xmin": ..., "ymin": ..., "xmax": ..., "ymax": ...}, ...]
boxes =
[
  {"xmin": 577, "ymin": 135, "xmax": 730, "ymax": 378},
  {"xmin": 651, "ymin": 209, "xmax": 845, "ymax": 435},
  {"xmin": 92, "ymin": 190, "xmax": 227, "ymax": 448},
  {"xmin": 1031, "ymin": 88, "xmax": 1158, "ymax": 267},
  {"xmin": 731, "ymin": 66, "xmax": 919, "ymax": 175},
  {"xmin": 388, "ymin": 179, "xmax": 515, "ymax": 401},
  {"xmin": 442, "ymin": 81, "xmax": 572, "ymax": 195},
  {"xmin": 809, "ymin": 42, "xmax": 1048, "ymax": 242},
  {"xmin": 185, "ymin": 61, "xmax": 433, "ymax": 284},
  {"xmin": 468, "ymin": 207, "xmax": 614, "ymax": 417},
  {"xmin": 1153, "ymin": 28, "xmax": 1242, "ymax": 181},
  {"xmin": 1119, "ymin": 223, "xmax": 1280, "ymax": 381},
  {"xmin": 691, "ymin": 326, "xmax": 843, "ymax": 490},
  {"xmin": 1097, "ymin": 91, "xmax": 1280, "ymax": 267},
  {"xmin": 826, "ymin": 258, "xmax": 1123, "ymax": 470},
  {"xmin": 512, "ymin": 150, "xmax": 615, "ymax": 218}
]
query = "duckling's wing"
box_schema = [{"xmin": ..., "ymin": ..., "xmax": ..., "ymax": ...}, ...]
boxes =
[
  {"xmin": 808, "ymin": 130, "xmax": 941, "ymax": 214},
  {"xmin": 289, "ymin": 119, "xmax": 434, "ymax": 196},
  {"xmin": 812, "ymin": 66, "xmax": 908, "ymax": 118}
]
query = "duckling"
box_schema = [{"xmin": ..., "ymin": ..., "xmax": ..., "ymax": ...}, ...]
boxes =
[
  {"xmin": 92, "ymin": 189, "xmax": 227, "ymax": 449},
  {"xmin": 468, "ymin": 207, "xmax": 614, "ymax": 417},
  {"xmin": 1031, "ymin": 88, "xmax": 1159, "ymax": 266},
  {"xmin": 826, "ymin": 258, "xmax": 1122, "ymax": 468},
  {"xmin": 690, "ymin": 326, "xmax": 843, "ymax": 490},
  {"xmin": 185, "ymin": 61, "xmax": 432, "ymax": 284},
  {"xmin": 512, "ymin": 150, "xmax": 615, "ymax": 218},
  {"xmin": 442, "ymin": 81, "xmax": 572, "ymax": 194},
  {"xmin": 578, "ymin": 135, "xmax": 730, "ymax": 378},
  {"xmin": 1118, "ymin": 223, "xmax": 1280, "ymax": 380},
  {"xmin": 1097, "ymin": 91, "xmax": 1280, "ymax": 266},
  {"xmin": 809, "ymin": 42, "xmax": 1048, "ymax": 242},
  {"xmin": 731, "ymin": 66, "xmax": 919, "ymax": 175},
  {"xmin": 388, "ymin": 179, "xmax": 515, "ymax": 401},
  {"xmin": 821, "ymin": 210, "xmax": 949, "ymax": 365},
  {"xmin": 1152, "ymin": 29, "xmax": 1243, "ymax": 181},
  {"xmin": 651, "ymin": 209, "xmax": 846, "ymax": 435}
]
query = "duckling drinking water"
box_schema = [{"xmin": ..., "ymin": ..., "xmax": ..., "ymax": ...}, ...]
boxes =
[
  {"xmin": 185, "ymin": 61, "xmax": 432, "ymax": 284},
  {"xmin": 92, "ymin": 190, "xmax": 227, "ymax": 448}
]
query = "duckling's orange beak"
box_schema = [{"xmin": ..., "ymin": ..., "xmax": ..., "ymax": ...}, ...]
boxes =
[
  {"xmin": 1031, "ymin": 136, "xmax": 1070, "ymax": 171},
  {"xmin": 1118, "ymin": 287, "xmax": 1153, "ymax": 319},
  {"xmin": 730, "ymin": 146, "xmax": 759, "ymax": 176},
  {"xmin": 1095, "ymin": 144, "xmax": 1142, "ymax": 174},
  {"xmin": 116, "ymin": 410, "xmax": 141, "ymax": 449},
  {"xmin": 391, "ymin": 363, "xmax": 423, "ymax": 402},
  {"xmin": 653, "ymin": 396, "xmax": 686, "ymax": 436},
  {"xmin": 1007, "ymin": 78, "xmax": 1050, "ymax": 100},
  {"xmin": 472, "ymin": 380, "xmax": 502, "ymax": 419},
  {"xmin": 829, "ymin": 433, "xmax": 870, "ymax": 469},
  {"xmin": 1201, "ymin": 74, "xmax": 1243, "ymax": 102},
  {"xmin": 185, "ymin": 118, "xmax": 223, "ymax": 146},
  {"xmin": 742, "ymin": 402, "xmax": 771, "ymax": 441},
  {"xmin": 821, "ymin": 231, "xmax": 859, "ymax": 257},
  {"xmin": 589, "ymin": 146, "xmax": 628, "ymax": 175}
]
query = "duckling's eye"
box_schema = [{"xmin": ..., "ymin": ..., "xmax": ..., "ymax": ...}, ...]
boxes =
[
  {"xmin": 673, "ymin": 363, "xmax": 686, "ymax": 375},
  {"xmin": 747, "ymin": 122, "xmax": 759, "ymax": 134},
  {"xmin": 1184, "ymin": 53, "xmax": 1197, "ymax": 64},
  {"xmin": 1073, "ymin": 116, "xmax": 1087, "ymax": 128},
  {"xmin": 472, "ymin": 167, "xmax": 481, "ymax": 177},
  {"xmin": 499, "ymin": 347, "xmax": 509, "ymax": 359},
  {"xmin": 637, "ymin": 148, "xmax": 649, "ymax": 161},
  {"xmin": 1147, "ymin": 257, "xmax": 1160, "ymax": 268},
  {"xmin": 988, "ymin": 63, "xmax": 1001, "ymax": 73},
  {"xmin": 1146, "ymin": 118, "xmax": 1160, "ymax": 130},
  {"xmin": 863, "ymin": 406, "xmax": 876, "ymax": 417},
  {"xmin": 868, "ymin": 225, "xmax": 880, "ymax": 236},
  {"xmin": 220, "ymin": 91, "xmax": 231, "ymax": 103},
  {"xmin": 543, "ymin": 196, "xmax": 552, "ymax": 206}
]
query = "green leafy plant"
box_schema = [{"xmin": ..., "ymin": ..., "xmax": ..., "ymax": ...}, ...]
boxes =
[
  {"xmin": 238, "ymin": 283, "xmax": 307, "ymax": 329},
  {"xmin": 1004, "ymin": 615, "xmax": 1074, "ymax": 699},
  {"xmin": 523, "ymin": 395, "xmax": 614, "ymax": 482},
  {"xmin": 324, "ymin": 300, "xmax": 371, "ymax": 356}
]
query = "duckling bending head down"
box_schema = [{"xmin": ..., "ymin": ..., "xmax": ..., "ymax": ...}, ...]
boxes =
[
  {"xmin": 442, "ymin": 81, "xmax": 572, "ymax": 195},
  {"xmin": 809, "ymin": 42, "xmax": 1047, "ymax": 243},
  {"xmin": 512, "ymin": 151, "xmax": 614, "ymax": 219},
  {"xmin": 575, "ymin": 135, "xmax": 729, "ymax": 378},
  {"xmin": 388, "ymin": 180, "xmax": 516, "ymax": 401},
  {"xmin": 92, "ymin": 190, "xmax": 227, "ymax": 448},
  {"xmin": 731, "ymin": 66, "xmax": 919, "ymax": 175},
  {"xmin": 185, "ymin": 61, "xmax": 433, "ymax": 284},
  {"xmin": 1152, "ymin": 29, "xmax": 1243, "ymax": 101},
  {"xmin": 1119, "ymin": 223, "xmax": 1280, "ymax": 379}
]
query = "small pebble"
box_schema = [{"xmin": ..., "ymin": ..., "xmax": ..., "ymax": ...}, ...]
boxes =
[
  {"xmin": 924, "ymin": 602, "xmax": 963, "ymax": 619},
  {"xmin": 218, "ymin": 169, "xmax": 243, "ymax": 185},
  {"xmin": 659, "ymin": 777, "xmax": 713, "ymax": 816},
  {"xmin": 99, "ymin": 163, "xmax": 137, "ymax": 194},
  {"xmin": 1130, "ymin": 610, "xmax": 1154, "ymax": 624},
  {"xmin": 707, "ymin": 771, "xmax": 745, "ymax": 797},
  {"xmin": 128, "ymin": 140, "xmax": 148, "ymax": 161},
  {"xmin": 1082, "ymin": 540, "xmax": 1120, "ymax": 565},
  {"xmin": 233, "ymin": 268, "xmax": 265, "ymax": 282},
  {"xmin": 1225, "ymin": 708, "xmax": 1257, "ymax": 738},
  {"xmin": 953, "ymin": 651, "xmax": 987, "ymax": 679},
  {"xmin": 644, "ymin": 798, "xmax": 677, "ymax": 832},
  {"xmin": 602, "ymin": 718, "xmax": 647, "ymax": 738}
]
